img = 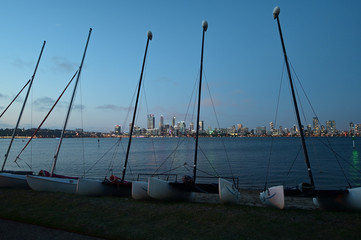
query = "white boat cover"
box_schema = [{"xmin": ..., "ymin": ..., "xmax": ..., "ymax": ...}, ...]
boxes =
[
  {"xmin": 148, "ymin": 177, "xmax": 191, "ymax": 201},
  {"xmin": 260, "ymin": 185, "xmax": 285, "ymax": 209},
  {"xmin": 27, "ymin": 175, "xmax": 77, "ymax": 194},
  {"xmin": 0, "ymin": 172, "xmax": 29, "ymax": 189},
  {"xmin": 218, "ymin": 178, "xmax": 240, "ymax": 204},
  {"xmin": 132, "ymin": 181, "xmax": 150, "ymax": 200}
]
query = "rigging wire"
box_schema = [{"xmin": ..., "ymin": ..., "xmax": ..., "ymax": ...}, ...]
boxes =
[
  {"xmin": 78, "ymin": 74, "xmax": 86, "ymax": 177},
  {"xmin": 289, "ymin": 59, "xmax": 352, "ymax": 187},
  {"xmin": 264, "ymin": 61, "xmax": 285, "ymax": 190}
]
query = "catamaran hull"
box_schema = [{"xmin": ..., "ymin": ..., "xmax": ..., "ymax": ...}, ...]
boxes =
[
  {"xmin": 218, "ymin": 178, "xmax": 240, "ymax": 204},
  {"xmin": 132, "ymin": 181, "xmax": 150, "ymax": 200},
  {"xmin": 27, "ymin": 175, "xmax": 77, "ymax": 194},
  {"xmin": 347, "ymin": 187, "xmax": 361, "ymax": 210},
  {"xmin": 0, "ymin": 173, "xmax": 29, "ymax": 189},
  {"xmin": 76, "ymin": 178, "xmax": 131, "ymax": 197},
  {"xmin": 148, "ymin": 177, "xmax": 191, "ymax": 201},
  {"xmin": 313, "ymin": 187, "xmax": 361, "ymax": 211},
  {"xmin": 260, "ymin": 185, "xmax": 285, "ymax": 209}
]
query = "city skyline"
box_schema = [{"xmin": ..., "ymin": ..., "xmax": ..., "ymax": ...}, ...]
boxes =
[
  {"xmin": 0, "ymin": 1, "xmax": 360, "ymax": 133},
  {"xmin": 115, "ymin": 113, "xmax": 357, "ymax": 134}
]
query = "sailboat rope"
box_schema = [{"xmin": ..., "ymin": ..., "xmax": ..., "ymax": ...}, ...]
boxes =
[
  {"xmin": 289, "ymin": 59, "xmax": 353, "ymax": 186},
  {"xmin": 264, "ymin": 61, "xmax": 286, "ymax": 190},
  {"xmin": 140, "ymin": 63, "xmax": 159, "ymax": 170},
  {"xmin": 203, "ymin": 70, "xmax": 233, "ymax": 180},
  {"xmin": 0, "ymin": 80, "xmax": 30, "ymax": 119},
  {"xmin": 14, "ymin": 70, "xmax": 79, "ymax": 163},
  {"xmin": 153, "ymin": 69, "xmax": 200, "ymax": 176},
  {"xmin": 77, "ymin": 74, "xmax": 86, "ymax": 177}
]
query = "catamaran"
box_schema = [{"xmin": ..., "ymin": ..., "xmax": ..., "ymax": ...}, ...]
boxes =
[
  {"xmin": 260, "ymin": 7, "xmax": 361, "ymax": 210},
  {"xmin": 147, "ymin": 21, "xmax": 240, "ymax": 203},
  {"xmin": 0, "ymin": 41, "xmax": 46, "ymax": 188},
  {"xmin": 76, "ymin": 30, "xmax": 153, "ymax": 196},
  {"xmin": 26, "ymin": 29, "xmax": 92, "ymax": 193}
]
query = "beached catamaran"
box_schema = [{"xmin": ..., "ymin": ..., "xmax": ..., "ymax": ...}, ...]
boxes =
[
  {"xmin": 147, "ymin": 21, "xmax": 240, "ymax": 203},
  {"xmin": 26, "ymin": 29, "xmax": 92, "ymax": 193},
  {"xmin": 76, "ymin": 30, "xmax": 153, "ymax": 196},
  {"xmin": 0, "ymin": 41, "xmax": 46, "ymax": 188},
  {"xmin": 260, "ymin": 7, "xmax": 361, "ymax": 210}
]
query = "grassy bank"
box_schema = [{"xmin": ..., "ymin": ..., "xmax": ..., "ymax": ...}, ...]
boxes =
[{"xmin": 0, "ymin": 189, "xmax": 360, "ymax": 239}]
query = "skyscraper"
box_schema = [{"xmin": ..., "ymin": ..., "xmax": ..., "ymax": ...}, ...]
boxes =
[
  {"xmin": 326, "ymin": 120, "xmax": 336, "ymax": 135},
  {"xmin": 199, "ymin": 120, "xmax": 204, "ymax": 132},
  {"xmin": 159, "ymin": 115, "xmax": 164, "ymax": 132},
  {"xmin": 147, "ymin": 114, "xmax": 155, "ymax": 130},
  {"xmin": 313, "ymin": 117, "xmax": 320, "ymax": 135},
  {"xmin": 172, "ymin": 116, "xmax": 176, "ymax": 127},
  {"xmin": 190, "ymin": 122, "xmax": 194, "ymax": 132},
  {"xmin": 114, "ymin": 125, "xmax": 121, "ymax": 135}
]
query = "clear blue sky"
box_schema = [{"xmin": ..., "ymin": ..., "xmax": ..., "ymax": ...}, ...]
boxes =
[{"xmin": 0, "ymin": 0, "xmax": 360, "ymax": 132}]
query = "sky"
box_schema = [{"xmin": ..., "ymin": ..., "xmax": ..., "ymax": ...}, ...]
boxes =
[{"xmin": 0, "ymin": 0, "xmax": 360, "ymax": 133}]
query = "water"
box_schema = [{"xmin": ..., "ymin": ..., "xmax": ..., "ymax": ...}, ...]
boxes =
[{"xmin": 0, "ymin": 136, "xmax": 360, "ymax": 190}]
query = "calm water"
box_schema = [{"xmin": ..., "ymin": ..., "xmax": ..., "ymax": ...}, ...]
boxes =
[{"xmin": 0, "ymin": 136, "xmax": 360, "ymax": 189}]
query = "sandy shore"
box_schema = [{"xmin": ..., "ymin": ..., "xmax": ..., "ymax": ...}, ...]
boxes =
[{"xmin": 191, "ymin": 188, "xmax": 316, "ymax": 210}]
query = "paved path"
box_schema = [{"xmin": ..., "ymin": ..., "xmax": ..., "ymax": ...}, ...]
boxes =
[{"xmin": 0, "ymin": 218, "xmax": 104, "ymax": 240}]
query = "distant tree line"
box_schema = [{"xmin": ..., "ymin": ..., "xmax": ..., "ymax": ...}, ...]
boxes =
[{"xmin": 0, "ymin": 128, "xmax": 102, "ymax": 138}]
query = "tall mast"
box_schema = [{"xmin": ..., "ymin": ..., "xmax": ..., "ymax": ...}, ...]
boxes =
[
  {"xmin": 50, "ymin": 28, "xmax": 92, "ymax": 176},
  {"xmin": 1, "ymin": 41, "xmax": 46, "ymax": 172},
  {"xmin": 273, "ymin": 7, "xmax": 315, "ymax": 187},
  {"xmin": 121, "ymin": 31, "xmax": 153, "ymax": 182},
  {"xmin": 193, "ymin": 20, "xmax": 208, "ymax": 183}
]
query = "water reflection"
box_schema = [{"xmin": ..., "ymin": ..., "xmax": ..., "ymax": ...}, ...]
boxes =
[{"xmin": 349, "ymin": 149, "xmax": 361, "ymax": 185}]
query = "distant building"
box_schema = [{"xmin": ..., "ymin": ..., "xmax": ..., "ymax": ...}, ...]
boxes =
[
  {"xmin": 313, "ymin": 117, "xmax": 320, "ymax": 135},
  {"xmin": 255, "ymin": 126, "xmax": 266, "ymax": 136},
  {"xmin": 159, "ymin": 115, "xmax": 164, "ymax": 133},
  {"xmin": 172, "ymin": 116, "xmax": 176, "ymax": 127},
  {"xmin": 114, "ymin": 125, "xmax": 121, "ymax": 135},
  {"xmin": 326, "ymin": 120, "xmax": 337, "ymax": 135},
  {"xmin": 190, "ymin": 122, "xmax": 194, "ymax": 132},
  {"xmin": 147, "ymin": 114, "xmax": 155, "ymax": 130},
  {"xmin": 199, "ymin": 120, "xmax": 204, "ymax": 132}
]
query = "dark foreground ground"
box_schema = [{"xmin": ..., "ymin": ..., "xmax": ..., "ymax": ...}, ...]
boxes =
[{"xmin": 0, "ymin": 188, "xmax": 360, "ymax": 240}]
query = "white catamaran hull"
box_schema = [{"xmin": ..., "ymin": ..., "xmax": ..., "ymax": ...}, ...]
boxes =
[
  {"xmin": 218, "ymin": 178, "xmax": 240, "ymax": 204},
  {"xmin": 347, "ymin": 187, "xmax": 361, "ymax": 210},
  {"xmin": 132, "ymin": 181, "xmax": 150, "ymax": 200},
  {"xmin": 76, "ymin": 178, "xmax": 109, "ymax": 196},
  {"xmin": 313, "ymin": 187, "xmax": 361, "ymax": 210},
  {"xmin": 260, "ymin": 185, "xmax": 285, "ymax": 209},
  {"xmin": 148, "ymin": 177, "xmax": 191, "ymax": 201},
  {"xmin": 27, "ymin": 175, "xmax": 77, "ymax": 194},
  {"xmin": 0, "ymin": 173, "xmax": 29, "ymax": 189}
]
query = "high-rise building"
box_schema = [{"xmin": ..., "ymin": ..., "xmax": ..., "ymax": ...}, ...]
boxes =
[
  {"xmin": 159, "ymin": 115, "xmax": 164, "ymax": 132},
  {"xmin": 179, "ymin": 121, "xmax": 186, "ymax": 134},
  {"xmin": 114, "ymin": 125, "xmax": 121, "ymax": 135},
  {"xmin": 326, "ymin": 120, "xmax": 336, "ymax": 135},
  {"xmin": 313, "ymin": 117, "xmax": 320, "ymax": 135},
  {"xmin": 199, "ymin": 120, "xmax": 204, "ymax": 132},
  {"xmin": 172, "ymin": 116, "xmax": 176, "ymax": 127},
  {"xmin": 269, "ymin": 122, "xmax": 274, "ymax": 131},
  {"xmin": 147, "ymin": 114, "xmax": 155, "ymax": 130},
  {"xmin": 190, "ymin": 122, "xmax": 194, "ymax": 132}
]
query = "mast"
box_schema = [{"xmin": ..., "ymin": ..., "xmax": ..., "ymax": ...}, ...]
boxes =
[
  {"xmin": 273, "ymin": 7, "xmax": 315, "ymax": 187},
  {"xmin": 50, "ymin": 28, "xmax": 92, "ymax": 176},
  {"xmin": 193, "ymin": 20, "xmax": 208, "ymax": 183},
  {"xmin": 121, "ymin": 31, "xmax": 152, "ymax": 182},
  {"xmin": 1, "ymin": 41, "xmax": 46, "ymax": 172},
  {"xmin": 15, "ymin": 70, "xmax": 78, "ymax": 163}
]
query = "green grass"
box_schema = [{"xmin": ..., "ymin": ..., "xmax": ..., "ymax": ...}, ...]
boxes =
[{"xmin": 0, "ymin": 189, "xmax": 361, "ymax": 239}]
